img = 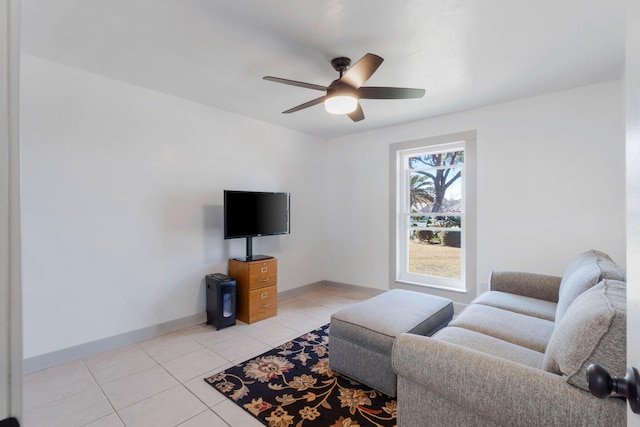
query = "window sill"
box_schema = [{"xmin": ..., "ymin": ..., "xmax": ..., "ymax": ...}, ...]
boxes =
[{"xmin": 394, "ymin": 279, "xmax": 468, "ymax": 294}]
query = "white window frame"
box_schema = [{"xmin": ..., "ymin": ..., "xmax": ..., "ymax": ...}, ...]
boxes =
[
  {"xmin": 389, "ymin": 131, "xmax": 477, "ymax": 301},
  {"xmin": 399, "ymin": 143, "xmax": 466, "ymax": 290}
]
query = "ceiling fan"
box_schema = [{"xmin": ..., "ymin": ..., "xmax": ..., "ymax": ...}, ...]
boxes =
[{"xmin": 263, "ymin": 53, "xmax": 425, "ymax": 122}]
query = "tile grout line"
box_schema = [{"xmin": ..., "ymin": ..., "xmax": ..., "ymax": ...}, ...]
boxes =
[{"xmin": 78, "ymin": 356, "xmax": 126, "ymax": 427}]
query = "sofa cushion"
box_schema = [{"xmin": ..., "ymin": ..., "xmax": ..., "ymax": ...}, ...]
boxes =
[
  {"xmin": 542, "ymin": 279, "xmax": 626, "ymax": 391},
  {"xmin": 433, "ymin": 326, "xmax": 544, "ymax": 368},
  {"xmin": 449, "ymin": 304, "xmax": 555, "ymax": 353},
  {"xmin": 472, "ymin": 291, "xmax": 557, "ymax": 321},
  {"xmin": 555, "ymin": 250, "xmax": 625, "ymax": 322}
]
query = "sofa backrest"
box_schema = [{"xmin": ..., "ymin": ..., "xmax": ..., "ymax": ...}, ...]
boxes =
[
  {"xmin": 555, "ymin": 250, "xmax": 625, "ymax": 322},
  {"xmin": 542, "ymin": 279, "xmax": 626, "ymax": 391}
]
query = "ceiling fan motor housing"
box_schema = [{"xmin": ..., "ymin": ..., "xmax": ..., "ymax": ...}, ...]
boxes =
[
  {"xmin": 331, "ymin": 57, "xmax": 351, "ymax": 76},
  {"xmin": 326, "ymin": 80, "xmax": 356, "ymax": 96}
]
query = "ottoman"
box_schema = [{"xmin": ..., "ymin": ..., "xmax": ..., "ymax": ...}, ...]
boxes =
[{"xmin": 329, "ymin": 289, "xmax": 453, "ymax": 396}]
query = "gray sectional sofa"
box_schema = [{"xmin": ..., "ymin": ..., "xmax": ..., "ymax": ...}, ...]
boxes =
[{"xmin": 391, "ymin": 250, "xmax": 627, "ymax": 426}]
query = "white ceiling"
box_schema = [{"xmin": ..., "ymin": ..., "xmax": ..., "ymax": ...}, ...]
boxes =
[{"xmin": 20, "ymin": 0, "xmax": 625, "ymax": 139}]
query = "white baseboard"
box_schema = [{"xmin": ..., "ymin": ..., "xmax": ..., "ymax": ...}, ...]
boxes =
[
  {"xmin": 23, "ymin": 312, "xmax": 206, "ymax": 374},
  {"xmin": 323, "ymin": 280, "xmax": 469, "ymax": 313},
  {"xmin": 23, "ymin": 281, "xmax": 442, "ymax": 373},
  {"xmin": 277, "ymin": 281, "xmax": 326, "ymax": 300},
  {"xmin": 322, "ymin": 280, "xmax": 386, "ymax": 295},
  {"xmin": 278, "ymin": 280, "xmax": 385, "ymax": 300}
]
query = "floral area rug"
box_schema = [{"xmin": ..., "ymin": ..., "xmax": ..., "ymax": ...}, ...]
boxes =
[{"xmin": 204, "ymin": 324, "xmax": 397, "ymax": 427}]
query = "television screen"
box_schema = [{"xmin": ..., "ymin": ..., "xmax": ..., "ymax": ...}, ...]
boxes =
[{"xmin": 224, "ymin": 190, "xmax": 290, "ymax": 239}]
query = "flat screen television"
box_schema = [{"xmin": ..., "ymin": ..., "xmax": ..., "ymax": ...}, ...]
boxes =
[{"xmin": 224, "ymin": 190, "xmax": 290, "ymax": 261}]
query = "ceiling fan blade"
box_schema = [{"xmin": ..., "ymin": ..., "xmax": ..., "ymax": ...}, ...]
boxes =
[
  {"xmin": 358, "ymin": 86, "xmax": 426, "ymax": 99},
  {"xmin": 282, "ymin": 96, "xmax": 326, "ymax": 114},
  {"xmin": 263, "ymin": 76, "xmax": 327, "ymax": 91},
  {"xmin": 347, "ymin": 103, "xmax": 365, "ymax": 122},
  {"xmin": 340, "ymin": 53, "xmax": 384, "ymax": 89}
]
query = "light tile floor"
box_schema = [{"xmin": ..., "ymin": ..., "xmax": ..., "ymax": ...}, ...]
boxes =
[{"xmin": 22, "ymin": 286, "xmax": 375, "ymax": 427}]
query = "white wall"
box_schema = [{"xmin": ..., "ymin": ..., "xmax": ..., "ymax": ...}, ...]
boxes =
[
  {"xmin": 20, "ymin": 55, "xmax": 327, "ymax": 359},
  {"xmin": 21, "ymin": 53, "xmax": 625, "ymax": 361},
  {"xmin": 325, "ymin": 80, "xmax": 625, "ymax": 299}
]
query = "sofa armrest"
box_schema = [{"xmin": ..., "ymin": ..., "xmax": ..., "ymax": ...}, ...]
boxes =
[
  {"xmin": 489, "ymin": 270, "xmax": 562, "ymax": 302},
  {"xmin": 391, "ymin": 333, "xmax": 625, "ymax": 426}
]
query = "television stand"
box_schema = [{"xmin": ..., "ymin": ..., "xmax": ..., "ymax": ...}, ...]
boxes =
[{"xmin": 234, "ymin": 236, "xmax": 274, "ymax": 262}]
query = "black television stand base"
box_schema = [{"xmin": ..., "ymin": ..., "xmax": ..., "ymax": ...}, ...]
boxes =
[
  {"xmin": 235, "ymin": 254, "xmax": 273, "ymax": 262},
  {"xmin": 239, "ymin": 237, "xmax": 275, "ymax": 262}
]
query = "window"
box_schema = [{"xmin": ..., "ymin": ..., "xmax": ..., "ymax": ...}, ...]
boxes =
[{"xmin": 390, "ymin": 131, "xmax": 476, "ymax": 295}]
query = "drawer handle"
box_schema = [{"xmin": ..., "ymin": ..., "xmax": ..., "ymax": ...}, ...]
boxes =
[
  {"xmin": 258, "ymin": 278, "xmax": 270, "ymax": 282},
  {"xmin": 261, "ymin": 292, "xmax": 268, "ymax": 299},
  {"xmin": 260, "ymin": 303, "xmax": 269, "ymax": 308},
  {"xmin": 261, "ymin": 267, "xmax": 268, "ymax": 273}
]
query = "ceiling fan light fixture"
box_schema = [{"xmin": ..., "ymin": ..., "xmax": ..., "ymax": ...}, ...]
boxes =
[
  {"xmin": 324, "ymin": 95, "xmax": 358, "ymax": 114},
  {"xmin": 264, "ymin": 53, "xmax": 424, "ymax": 122}
]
